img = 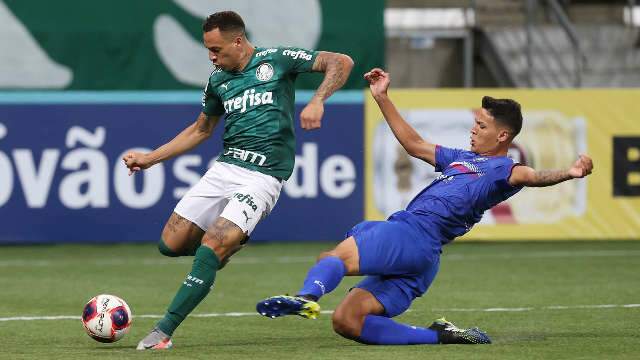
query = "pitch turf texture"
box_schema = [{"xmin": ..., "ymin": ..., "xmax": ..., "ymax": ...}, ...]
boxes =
[{"xmin": 1, "ymin": 241, "xmax": 638, "ymax": 359}]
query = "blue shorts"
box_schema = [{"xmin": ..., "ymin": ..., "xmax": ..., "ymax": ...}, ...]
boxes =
[{"xmin": 346, "ymin": 219, "xmax": 440, "ymax": 318}]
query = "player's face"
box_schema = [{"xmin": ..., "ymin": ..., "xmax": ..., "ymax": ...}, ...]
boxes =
[
  {"xmin": 203, "ymin": 29, "xmax": 243, "ymax": 71},
  {"xmin": 470, "ymin": 108, "xmax": 503, "ymax": 154}
]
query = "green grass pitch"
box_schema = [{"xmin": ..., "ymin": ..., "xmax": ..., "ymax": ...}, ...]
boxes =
[{"xmin": 0, "ymin": 241, "xmax": 638, "ymax": 359}]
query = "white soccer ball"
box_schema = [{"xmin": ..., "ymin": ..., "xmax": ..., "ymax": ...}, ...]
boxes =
[{"xmin": 81, "ymin": 294, "xmax": 132, "ymax": 343}]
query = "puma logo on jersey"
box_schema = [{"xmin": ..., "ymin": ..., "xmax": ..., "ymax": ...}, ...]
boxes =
[
  {"xmin": 223, "ymin": 89, "xmax": 273, "ymax": 114},
  {"xmin": 220, "ymin": 82, "xmax": 230, "ymax": 90},
  {"xmin": 242, "ymin": 210, "xmax": 252, "ymax": 224}
]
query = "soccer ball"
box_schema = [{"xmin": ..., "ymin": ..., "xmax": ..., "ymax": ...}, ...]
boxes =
[{"xmin": 81, "ymin": 294, "xmax": 132, "ymax": 343}]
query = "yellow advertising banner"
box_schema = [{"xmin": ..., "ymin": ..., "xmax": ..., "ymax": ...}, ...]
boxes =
[{"xmin": 365, "ymin": 90, "xmax": 640, "ymax": 240}]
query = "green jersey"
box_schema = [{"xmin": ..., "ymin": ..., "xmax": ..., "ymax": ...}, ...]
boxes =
[{"xmin": 201, "ymin": 46, "xmax": 318, "ymax": 180}]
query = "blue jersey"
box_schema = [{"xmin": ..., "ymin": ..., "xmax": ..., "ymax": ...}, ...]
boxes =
[{"xmin": 402, "ymin": 145, "xmax": 523, "ymax": 244}]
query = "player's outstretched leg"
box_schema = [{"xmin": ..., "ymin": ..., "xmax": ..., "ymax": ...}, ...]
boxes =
[
  {"xmin": 356, "ymin": 315, "xmax": 491, "ymax": 345},
  {"xmin": 255, "ymin": 255, "xmax": 345, "ymax": 319},
  {"xmin": 333, "ymin": 289, "xmax": 491, "ymax": 345},
  {"xmin": 137, "ymin": 217, "xmax": 244, "ymax": 350},
  {"xmin": 331, "ymin": 288, "xmax": 438, "ymax": 345},
  {"xmin": 137, "ymin": 245, "xmax": 220, "ymax": 350},
  {"xmin": 256, "ymin": 238, "xmax": 356, "ymax": 319}
]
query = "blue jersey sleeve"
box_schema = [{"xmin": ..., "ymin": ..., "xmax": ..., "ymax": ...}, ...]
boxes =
[
  {"xmin": 434, "ymin": 145, "xmax": 465, "ymax": 172},
  {"xmin": 491, "ymin": 158, "xmax": 523, "ymax": 193}
]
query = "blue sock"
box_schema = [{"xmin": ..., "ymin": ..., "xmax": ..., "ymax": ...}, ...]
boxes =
[
  {"xmin": 297, "ymin": 256, "xmax": 346, "ymax": 300},
  {"xmin": 358, "ymin": 315, "xmax": 439, "ymax": 345}
]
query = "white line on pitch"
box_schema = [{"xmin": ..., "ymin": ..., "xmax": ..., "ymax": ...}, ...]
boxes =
[
  {"xmin": 432, "ymin": 304, "xmax": 640, "ymax": 312},
  {"xmin": 0, "ymin": 311, "xmax": 335, "ymax": 322},
  {"xmin": 2, "ymin": 250, "xmax": 640, "ymax": 267},
  {"xmin": 2, "ymin": 304, "xmax": 638, "ymax": 322},
  {"xmin": 0, "ymin": 256, "xmax": 316, "ymax": 267}
]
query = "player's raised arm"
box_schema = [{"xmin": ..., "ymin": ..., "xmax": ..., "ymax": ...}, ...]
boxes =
[
  {"xmin": 364, "ymin": 68, "xmax": 437, "ymax": 167},
  {"xmin": 123, "ymin": 112, "xmax": 220, "ymax": 175},
  {"xmin": 299, "ymin": 51, "xmax": 354, "ymax": 130},
  {"xmin": 509, "ymin": 154, "xmax": 594, "ymax": 187}
]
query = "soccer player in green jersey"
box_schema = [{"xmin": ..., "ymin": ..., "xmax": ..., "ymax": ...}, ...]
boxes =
[{"xmin": 122, "ymin": 11, "xmax": 353, "ymax": 350}]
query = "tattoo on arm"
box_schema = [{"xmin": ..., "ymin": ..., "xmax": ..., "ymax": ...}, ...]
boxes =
[
  {"xmin": 529, "ymin": 170, "xmax": 572, "ymax": 187},
  {"xmin": 312, "ymin": 52, "xmax": 352, "ymax": 101}
]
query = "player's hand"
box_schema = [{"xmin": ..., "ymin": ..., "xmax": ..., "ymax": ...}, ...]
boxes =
[
  {"xmin": 364, "ymin": 68, "xmax": 391, "ymax": 98},
  {"xmin": 568, "ymin": 154, "xmax": 593, "ymax": 178},
  {"xmin": 300, "ymin": 99, "xmax": 324, "ymax": 130},
  {"xmin": 122, "ymin": 151, "xmax": 152, "ymax": 176}
]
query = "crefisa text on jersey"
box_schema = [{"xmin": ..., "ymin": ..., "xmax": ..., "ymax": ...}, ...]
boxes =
[
  {"xmin": 223, "ymin": 89, "xmax": 273, "ymax": 114},
  {"xmin": 282, "ymin": 49, "xmax": 313, "ymax": 61}
]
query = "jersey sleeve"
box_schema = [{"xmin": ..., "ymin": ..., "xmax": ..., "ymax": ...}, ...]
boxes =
[
  {"xmin": 278, "ymin": 47, "xmax": 319, "ymax": 74},
  {"xmin": 201, "ymin": 77, "xmax": 225, "ymax": 116},
  {"xmin": 492, "ymin": 158, "xmax": 523, "ymax": 191},
  {"xmin": 434, "ymin": 145, "xmax": 465, "ymax": 172}
]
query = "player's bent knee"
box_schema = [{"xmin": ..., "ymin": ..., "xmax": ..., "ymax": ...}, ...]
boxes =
[
  {"xmin": 331, "ymin": 310, "xmax": 362, "ymax": 340},
  {"xmin": 316, "ymin": 251, "xmax": 334, "ymax": 262},
  {"xmin": 216, "ymin": 243, "xmax": 245, "ymax": 270},
  {"xmin": 201, "ymin": 218, "xmax": 245, "ymax": 261},
  {"xmin": 157, "ymin": 237, "xmax": 198, "ymax": 257},
  {"xmin": 158, "ymin": 238, "xmax": 181, "ymax": 257}
]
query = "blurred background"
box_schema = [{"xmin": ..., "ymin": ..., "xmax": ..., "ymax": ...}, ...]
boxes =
[{"xmin": 0, "ymin": 0, "xmax": 638, "ymax": 243}]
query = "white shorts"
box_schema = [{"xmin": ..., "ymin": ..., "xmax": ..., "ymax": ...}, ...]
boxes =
[{"xmin": 174, "ymin": 161, "xmax": 283, "ymax": 235}]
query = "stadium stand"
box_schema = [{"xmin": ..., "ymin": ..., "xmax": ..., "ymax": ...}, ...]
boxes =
[{"xmin": 386, "ymin": 0, "xmax": 640, "ymax": 87}]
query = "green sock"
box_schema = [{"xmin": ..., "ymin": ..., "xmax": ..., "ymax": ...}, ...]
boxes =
[
  {"xmin": 158, "ymin": 240, "xmax": 180, "ymax": 257},
  {"xmin": 156, "ymin": 245, "xmax": 220, "ymax": 336},
  {"xmin": 158, "ymin": 239, "xmax": 200, "ymax": 257}
]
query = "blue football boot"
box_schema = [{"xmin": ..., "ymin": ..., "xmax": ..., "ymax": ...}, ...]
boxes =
[{"xmin": 256, "ymin": 295, "xmax": 320, "ymax": 319}]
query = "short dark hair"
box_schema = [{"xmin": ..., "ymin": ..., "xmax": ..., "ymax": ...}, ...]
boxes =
[
  {"xmin": 482, "ymin": 96, "xmax": 523, "ymax": 137},
  {"xmin": 202, "ymin": 11, "xmax": 245, "ymax": 35}
]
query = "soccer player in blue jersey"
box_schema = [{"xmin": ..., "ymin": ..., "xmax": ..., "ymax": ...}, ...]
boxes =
[{"xmin": 256, "ymin": 68, "xmax": 594, "ymax": 345}]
